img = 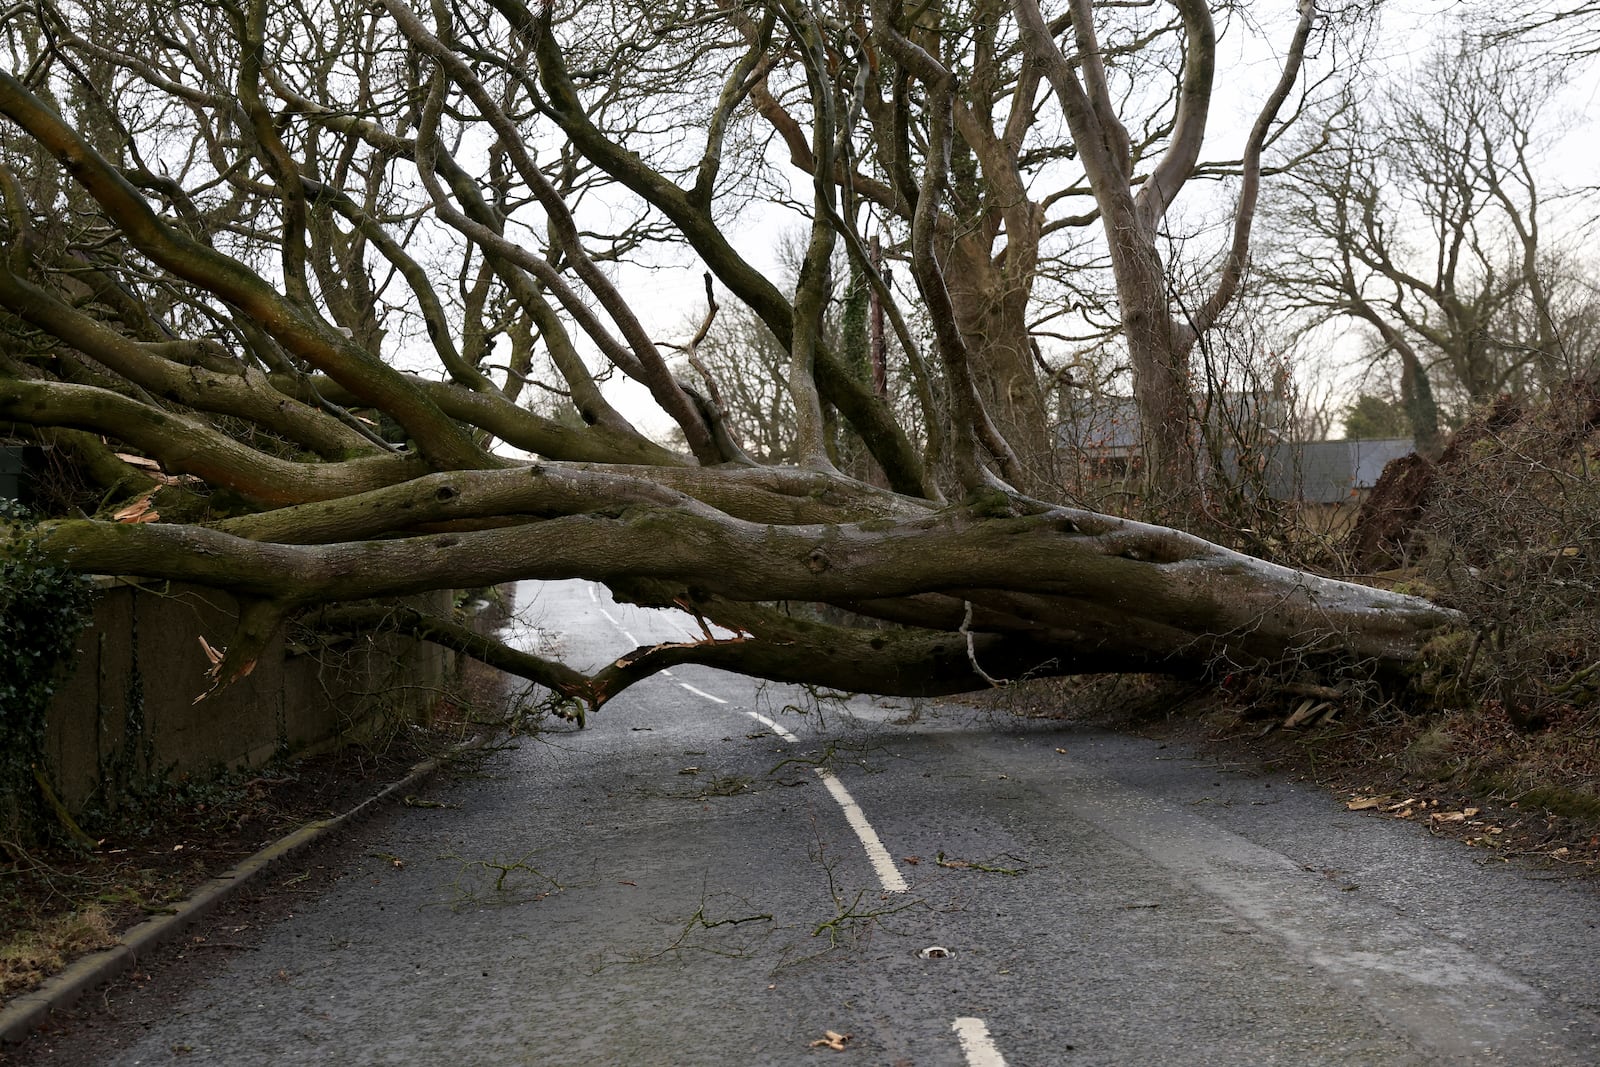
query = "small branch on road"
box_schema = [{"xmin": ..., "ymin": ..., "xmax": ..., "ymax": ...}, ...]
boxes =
[{"xmin": 934, "ymin": 851, "xmax": 1028, "ymax": 876}]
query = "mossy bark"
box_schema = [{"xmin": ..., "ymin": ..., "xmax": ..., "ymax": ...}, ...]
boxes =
[{"xmin": 25, "ymin": 476, "xmax": 1461, "ymax": 710}]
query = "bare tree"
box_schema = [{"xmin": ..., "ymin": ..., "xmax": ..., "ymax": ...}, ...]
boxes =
[
  {"xmin": 682, "ymin": 303, "xmax": 801, "ymax": 466},
  {"xmin": 0, "ymin": 0, "xmax": 1456, "ymax": 716},
  {"xmin": 1482, "ymin": 0, "xmax": 1600, "ymax": 60},
  {"xmin": 1259, "ymin": 34, "xmax": 1594, "ymax": 457}
]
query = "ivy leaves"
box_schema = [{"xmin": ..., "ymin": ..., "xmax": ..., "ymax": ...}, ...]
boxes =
[{"xmin": 1, "ymin": 503, "xmax": 95, "ymax": 830}]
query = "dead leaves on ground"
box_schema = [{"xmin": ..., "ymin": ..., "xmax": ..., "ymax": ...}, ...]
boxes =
[
  {"xmin": 1346, "ymin": 794, "xmax": 1479, "ymax": 821},
  {"xmin": 1346, "ymin": 793, "xmax": 1522, "ymax": 851},
  {"xmin": 809, "ymin": 1030, "xmax": 851, "ymax": 1051}
]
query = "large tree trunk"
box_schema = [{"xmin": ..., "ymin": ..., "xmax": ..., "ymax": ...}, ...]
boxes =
[
  {"xmin": 944, "ymin": 232, "xmax": 1055, "ymax": 492},
  {"xmin": 1108, "ymin": 219, "xmax": 1200, "ymax": 512},
  {"xmin": 18, "ymin": 469, "xmax": 1460, "ymax": 709}
]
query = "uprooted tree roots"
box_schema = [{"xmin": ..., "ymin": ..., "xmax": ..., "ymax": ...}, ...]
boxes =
[{"xmin": 1350, "ymin": 380, "xmax": 1600, "ymax": 726}]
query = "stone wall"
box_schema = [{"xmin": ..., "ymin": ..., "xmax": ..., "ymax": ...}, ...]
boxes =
[{"xmin": 43, "ymin": 579, "xmax": 455, "ymax": 812}]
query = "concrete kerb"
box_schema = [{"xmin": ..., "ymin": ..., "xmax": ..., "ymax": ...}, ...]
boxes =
[{"xmin": 0, "ymin": 736, "xmax": 482, "ymax": 1046}]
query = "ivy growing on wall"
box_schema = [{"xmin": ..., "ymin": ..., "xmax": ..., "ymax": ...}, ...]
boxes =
[{"xmin": 1, "ymin": 503, "xmax": 95, "ymax": 839}]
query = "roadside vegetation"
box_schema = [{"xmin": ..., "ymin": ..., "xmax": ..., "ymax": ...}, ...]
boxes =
[{"xmin": 0, "ymin": 627, "xmax": 511, "ymax": 1007}]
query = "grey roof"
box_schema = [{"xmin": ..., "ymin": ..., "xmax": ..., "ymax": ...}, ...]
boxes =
[
  {"xmin": 1057, "ymin": 393, "xmax": 1291, "ymax": 456},
  {"xmin": 1249, "ymin": 438, "xmax": 1415, "ymax": 503},
  {"xmin": 1056, "ymin": 397, "xmax": 1142, "ymax": 453},
  {"xmin": 1056, "ymin": 395, "xmax": 1412, "ymax": 501}
]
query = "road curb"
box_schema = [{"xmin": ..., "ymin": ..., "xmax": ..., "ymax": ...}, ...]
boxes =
[{"xmin": 0, "ymin": 746, "xmax": 462, "ymax": 1046}]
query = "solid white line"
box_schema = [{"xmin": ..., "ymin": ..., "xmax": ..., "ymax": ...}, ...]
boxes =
[
  {"xmin": 678, "ymin": 682, "xmax": 727, "ymax": 704},
  {"xmin": 744, "ymin": 710, "xmax": 800, "ymax": 743},
  {"xmin": 814, "ymin": 769, "xmax": 909, "ymax": 893},
  {"xmin": 951, "ymin": 1018, "xmax": 1008, "ymax": 1067}
]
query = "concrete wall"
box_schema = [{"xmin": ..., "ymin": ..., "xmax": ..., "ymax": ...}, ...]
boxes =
[{"xmin": 43, "ymin": 579, "xmax": 456, "ymax": 813}]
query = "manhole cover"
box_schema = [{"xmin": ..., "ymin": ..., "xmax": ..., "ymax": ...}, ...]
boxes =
[{"xmin": 918, "ymin": 945, "xmax": 953, "ymax": 960}]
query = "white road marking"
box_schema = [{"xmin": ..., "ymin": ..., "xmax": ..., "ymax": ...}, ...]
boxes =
[
  {"xmin": 1047, "ymin": 755, "xmax": 1576, "ymax": 1058},
  {"xmin": 599, "ymin": 608, "xmax": 620, "ymax": 626},
  {"xmin": 587, "ymin": 583, "xmax": 597, "ymax": 602},
  {"xmin": 814, "ymin": 769, "xmax": 909, "ymax": 893},
  {"xmin": 744, "ymin": 710, "xmax": 800, "ymax": 743},
  {"xmin": 671, "ymin": 661, "xmax": 907, "ymax": 896},
  {"xmin": 952, "ymin": 1018, "xmax": 1008, "ymax": 1066},
  {"xmin": 621, "ymin": 630, "xmax": 639, "ymax": 645}
]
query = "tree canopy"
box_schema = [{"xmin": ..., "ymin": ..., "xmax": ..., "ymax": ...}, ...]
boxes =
[
  {"xmin": 1258, "ymin": 33, "xmax": 1599, "ymax": 457},
  {"xmin": 0, "ymin": 0, "xmax": 1460, "ymax": 715}
]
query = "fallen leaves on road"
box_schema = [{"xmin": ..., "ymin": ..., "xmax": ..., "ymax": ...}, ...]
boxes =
[
  {"xmin": 1347, "ymin": 794, "xmax": 1515, "ymax": 846},
  {"xmin": 809, "ymin": 1030, "xmax": 851, "ymax": 1051}
]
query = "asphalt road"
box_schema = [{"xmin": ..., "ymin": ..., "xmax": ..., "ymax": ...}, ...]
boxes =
[{"xmin": 34, "ymin": 581, "xmax": 1600, "ymax": 1065}]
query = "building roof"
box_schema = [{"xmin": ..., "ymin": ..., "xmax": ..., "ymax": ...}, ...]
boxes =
[
  {"xmin": 1057, "ymin": 392, "xmax": 1291, "ymax": 457},
  {"xmin": 1247, "ymin": 438, "xmax": 1415, "ymax": 503},
  {"xmin": 1056, "ymin": 397, "xmax": 1142, "ymax": 454},
  {"xmin": 1056, "ymin": 396, "xmax": 1413, "ymax": 501}
]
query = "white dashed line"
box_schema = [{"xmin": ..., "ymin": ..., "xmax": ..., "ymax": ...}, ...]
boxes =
[
  {"xmin": 952, "ymin": 1018, "xmax": 1008, "ymax": 1066},
  {"xmin": 670, "ymin": 657, "xmax": 906, "ymax": 895},
  {"xmin": 814, "ymin": 769, "xmax": 909, "ymax": 893},
  {"xmin": 579, "ymin": 587, "xmax": 988, "ymax": 1061},
  {"xmin": 744, "ymin": 710, "xmax": 800, "ymax": 743}
]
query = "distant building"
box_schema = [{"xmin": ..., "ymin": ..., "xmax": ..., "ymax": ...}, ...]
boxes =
[
  {"xmin": 1056, "ymin": 396, "xmax": 1412, "ymax": 502},
  {"xmin": 1057, "ymin": 391, "xmax": 1292, "ymax": 480},
  {"xmin": 1056, "ymin": 396, "xmax": 1144, "ymax": 471},
  {"xmin": 1256, "ymin": 438, "xmax": 1416, "ymax": 504}
]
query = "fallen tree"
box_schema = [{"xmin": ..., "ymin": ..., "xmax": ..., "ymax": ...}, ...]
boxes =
[{"xmin": 0, "ymin": 0, "xmax": 1459, "ymax": 718}]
